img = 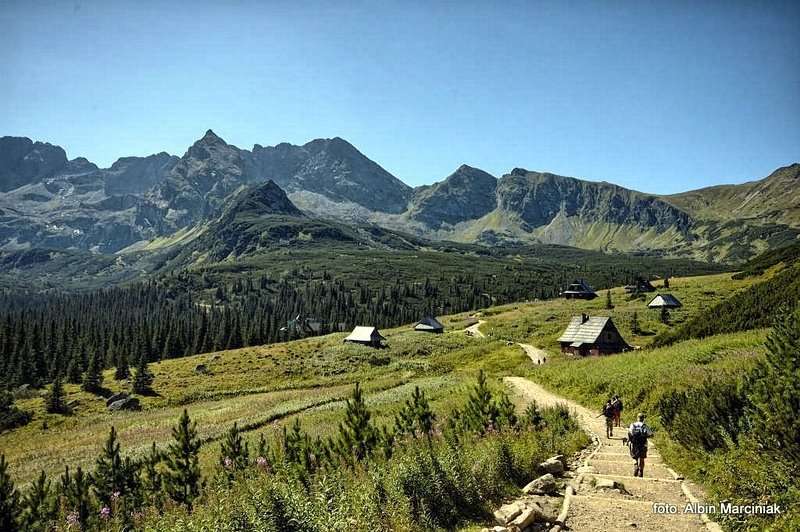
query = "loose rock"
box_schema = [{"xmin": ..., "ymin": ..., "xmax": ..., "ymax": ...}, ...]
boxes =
[
  {"xmin": 538, "ymin": 457, "xmax": 565, "ymax": 476},
  {"xmin": 523, "ymin": 473, "xmax": 558, "ymax": 495},
  {"xmin": 108, "ymin": 397, "xmax": 140, "ymax": 411},
  {"xmin": 106, "ymin": 392, "xmax": 129, "ymax": 406},
  {"xmin": 494, "ymin": 502, "xmax": 522, "ymax": 525}
]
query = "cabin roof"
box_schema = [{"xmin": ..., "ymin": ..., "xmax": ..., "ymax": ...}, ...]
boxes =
[
  {"xmin": 647, "ymin": 293, "xmax": 682, "ymax": 308},
  {"xmin": 415, "ymin": 316, "xmax": 444, "ymax": 330},
  {"xmin": 344, "ymin": 326, "xmax": 385, "ymax": 342},
  {"xmin": 563, "ymin": 278, "xmax": 596, "ymax": 294},
  {"xmin": 557, "ymin": 316, "xmax": 612, "ymax": 344}
]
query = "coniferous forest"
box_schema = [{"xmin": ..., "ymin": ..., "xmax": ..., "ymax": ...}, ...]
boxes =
[{"xmin": 0, "ymin": 252, "xmax": 719, "ymax": 390}]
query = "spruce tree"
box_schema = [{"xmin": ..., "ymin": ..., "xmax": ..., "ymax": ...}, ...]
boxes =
[
  {"xmin": 93, "ymin": 426, "xmax": 126, "ymax": 507},
  {"xmin": 219, "ymin": 422, "xmax": 249, "ymax": 473},
  {"xmin": 462, "ymin": 370, "xmax": 499, "ymax": 434},
  {"xmin": 21, "ymin": 470, "xmax": 57, "ymax": 531},
  {"xmin": 0, "ymin": 455, "xmax": 20, "ymax": 532},
  {"xmin": 45, "ymin": 375, "xmax": 68, "ymax": 414},
  {"xmin": 336, "ymin": 382, "xmax": 379, "ymax": 464},
  {"xmin": 394, "ymin": 386, "xmax": 435, "ymax": 439},
  {"xmin": 65, "ymin": 352, "xmax": 83, "ymax": 384},
  {"xmin": 61, "ymin": 466, "xmax": 93, "ymax": 529},
  {"xmin": 82, "ymin": 349, "xmax": 104, "ymax": 394},
  {"xmin": 495, "ymin": 392, "xmax": 518, "ymax": 430},
  {"xmin": 163, "ymin": 409, "xmax": 202, "ymax": 509},
  {"xmin": 132, "ymin": 354, "xmax": 154, "ymax": 395},
  {"xmin": 749, "ymin": 310, "xmax": 800, "ymax": 460},
  {"xmin": 141, "ymin": 442, "xmax": 164, "ymax": 508},
  {"xmin": 113, "ymin": 345, "xmax": 129, "ymax": 381}
]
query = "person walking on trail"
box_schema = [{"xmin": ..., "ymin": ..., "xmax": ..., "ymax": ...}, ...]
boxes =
[
  {"xmin": 600, "ymin": 399, "xmax": 615, "ymax": 438},
  {"xmin": 628, "ymin": 413, "xmax": 654, "ymax": 477},
  {"xmin": 611, "ymin": 395, "xmax": 623, "ymax": 427}
]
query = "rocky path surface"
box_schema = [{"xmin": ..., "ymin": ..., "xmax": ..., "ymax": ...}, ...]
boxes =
[
  {"xmin": 502, "ymin": 377, "xmax": 721, "ymax": 532},
  {"xmin": 466, "ymin": 319, "xmax": 487, "ymax": 338},
  {"xmin": 518, "ymin": 343, "xmax": 548, "ymax": 364}
]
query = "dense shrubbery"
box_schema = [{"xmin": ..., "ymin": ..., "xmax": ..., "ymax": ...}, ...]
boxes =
[
  {"xmin": 658, "ymin": 310, "xmax": 800, "ymax": 530},
  {"xmin": 0, "ymin": 373, "xmax": 588, "ymax": 531}
]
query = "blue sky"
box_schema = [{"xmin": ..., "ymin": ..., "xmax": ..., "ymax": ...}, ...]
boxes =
[{"xmin": 1, "ymin": 0, "xmax": 798, "ymax": 193}]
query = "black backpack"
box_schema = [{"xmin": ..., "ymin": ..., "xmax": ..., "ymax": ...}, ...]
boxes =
[{"xmin": 629, "ymin": 423, "xmax": 648, "ymax": 448}]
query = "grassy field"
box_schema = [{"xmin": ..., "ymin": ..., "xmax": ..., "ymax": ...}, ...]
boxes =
[
  {"xmin": 2, "ymin": 271, "xmax": 754, "ymax": 488},
  {"xmin": 2, "ymin": 312, "xmax": 529, "ymax": 485},
  {"xmin": 480, "ymin": 272, "xmax": 758, "ymax": 351}
]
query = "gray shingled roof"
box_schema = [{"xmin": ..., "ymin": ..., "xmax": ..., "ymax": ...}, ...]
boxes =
[
  {"xmin": 414, "ymin": 316, "xmax": 444, "ymax": 331},
  {"xmin": 557, "ymin": 316, "xmax": 611, "ymax": 344},
  {"xmin": 647, "ymin": 294, "xmax": 682, "ymax": 308}
]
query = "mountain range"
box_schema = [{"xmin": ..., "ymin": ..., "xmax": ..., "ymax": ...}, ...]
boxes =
[{"xmin": 1, "ymin": 130, "xmax": 797, "ymax": 263}]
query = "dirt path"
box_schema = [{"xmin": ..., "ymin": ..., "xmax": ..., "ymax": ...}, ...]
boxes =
[
  {"xmin": 465, "ymin": 319, "xmax": 486, "ymax": 338},
  {"xmin": 504, "ymin": 377, "xmax": 721, "ymax": 532},
  {"xmin": 518, "ymin": 343, "xmax": 549, "ymax": 364}
]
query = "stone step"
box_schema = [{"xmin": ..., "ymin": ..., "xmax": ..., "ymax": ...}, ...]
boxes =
[
  {"xmin": 592, "ymin": 460, "xmax": 674, "ymax": 480},
  {"xmin": 566, "ymin": 495, "xmax": 706, "ymax": 531},
  {"xmin": 588, "ymin": 473, "xmax": 681, "ymax": 484},
  {"xmin": 575, "ymin": 476, "xmax": 687, "ymax": 506}
]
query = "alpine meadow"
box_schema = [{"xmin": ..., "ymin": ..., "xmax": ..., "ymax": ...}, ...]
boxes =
[{"xmin": 2, "ymin": 2, "xmax": 799, "ymax": 531}]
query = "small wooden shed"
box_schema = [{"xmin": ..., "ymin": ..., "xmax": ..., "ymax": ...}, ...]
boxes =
[
  {"xmin": 647, "ymin": 294, "xmax": 683, "ymax": 309},
  {"xmin": 344, "ymin": 326, "xmax": 385, "ymax": 347},
  {"xmin": 561, "ymin": 279, "xmax": 598, "ymax": 300},
  {"xmin": 414, "ymin": 316, "xmax": 444, "ymax": 333}
]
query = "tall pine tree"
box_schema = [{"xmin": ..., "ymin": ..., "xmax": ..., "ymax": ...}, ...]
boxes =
[
  {"xmin": 45, "ymin": 375, "xmax": 68, "ymax": 414},
  {"xmin": 132, "ymin": 354, "xmax": 154, "ymax": 395},
  {"xmin": 0, "ymin": 455, "xmax": 20, "ymax": 532},
  {"xmin": 163, "ymin": 409, "xmax": 202, "ymax": 509},
  {"xmin": 82, "ymin": 349, "xmax": 104, "ymax": 394},
  {"xmin": 335, "ymin": 382, "xmax": 379, "ymax": 464}
]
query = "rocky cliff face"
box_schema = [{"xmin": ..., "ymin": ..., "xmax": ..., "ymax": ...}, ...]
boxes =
[
  {"xmin": 407, "ymin": 165, "xmax": 497, "ymax": 228},
  {"xmin": 0, "ymin": 137, "xmax": 69, "ymax": 192},
  {"xmin": 249, "ymin": 137, "xmax": 412, "ymax": 213},
  {"xmin": 496, "ymin": 169, "xmax": 692, "ymax": 233}
]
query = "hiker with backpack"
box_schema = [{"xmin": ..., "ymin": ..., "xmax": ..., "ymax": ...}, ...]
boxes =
[
  {"xmin": 611, "ymin": 395, "xmax": 624, "ymax": 427},
  {"xmin": 600, "ymin": 399, "xmax": 615, "ymax": 438},
  {"xmin": 627, "ymin": 413, "xmax": 654, "ymax": 477}
]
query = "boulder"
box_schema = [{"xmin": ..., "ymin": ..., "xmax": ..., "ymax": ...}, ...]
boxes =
[
  {"xmin": 538, "ymin": 457, "xmax": 565, "ymax": 476},
  {"xmin": 493, "ymin": 502, "xmax": 522, "ymax": 525},
  {"xmin": 194, "ymin": 364, "xmax": 210, "ymax": 375},
  {"xmin": 523, "ymin": 473, "xmax": 558, "ymax": 495},
  {"xmin": 108, "ymin": 397, "xmax": 140, "ymax": 411},
  {"xmin": 106, "ymin": 392, "xmax": 129, "ymax": 406},
  {"xmin": 509, "ymin": 504, "xmax": 545, "ymax": 529}
]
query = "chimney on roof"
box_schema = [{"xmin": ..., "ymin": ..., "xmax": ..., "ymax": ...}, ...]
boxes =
[{"xmin": 581, "ymin": 313, "xmax": 589, "ymax": 324}]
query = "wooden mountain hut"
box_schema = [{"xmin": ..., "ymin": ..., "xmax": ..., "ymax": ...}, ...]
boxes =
[
  {"xmin": 414, "ymin": 316, "xmax": 445, "ymax": 333},
  {"xmin": 344, "ymin": 326, "xmax": 386, "ymax": 347},
  {"xmin": 557, "ymin": 314, "xmax": 630, "ymax": 356},
  {"xmin": 647, "ymin": 294, "xmax": 683, "ymax": 309},
  {"xmin": 625, "ymin": 277, "xmax": 656, "ymax": 294},
  {"xmin": 561, "ymin": 279, "xmax": 598, "ymax": 300}
]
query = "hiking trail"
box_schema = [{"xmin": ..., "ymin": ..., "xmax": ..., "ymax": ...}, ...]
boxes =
[
  {"xmin": 518, "ymin": 343, "xmax": 548, "ymax": 364},
  {"xmin": 503, "ymin": 376, "xmax": 722, "ymax": 532},
  {"xmin": 465, "ymin": 319, "xmax": 487, "ymax": 338}
]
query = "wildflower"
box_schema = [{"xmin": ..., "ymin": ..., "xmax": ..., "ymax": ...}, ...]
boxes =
[
  {"xmin": 256, "ymin": 456, "xmax": 268, "ymax": 469},
  {"xmin": 111, "ymin": 490, "xmax": 121, "ymax": 501},
  {"xmin": 66, "ymin": 510, "xmax": 80, "ymax": 528},
  {"xmin": 100, "ymin": 506, "xmax": 111, "ymax": 520},
  {"xmin": 223, "ymin": 456, "xmax": 233, "ymax": 469}
]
